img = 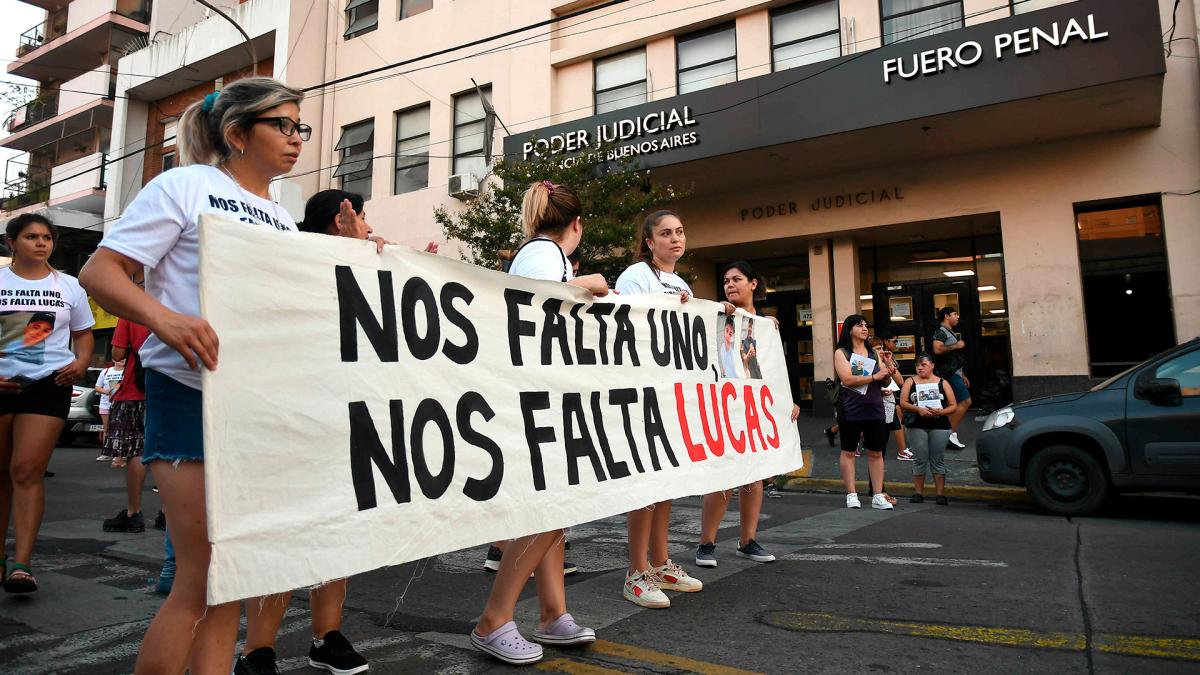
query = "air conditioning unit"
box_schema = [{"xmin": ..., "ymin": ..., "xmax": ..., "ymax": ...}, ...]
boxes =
[{"xmin": 448, "ymin": 173, "xmax": 480, "ymax": 200}]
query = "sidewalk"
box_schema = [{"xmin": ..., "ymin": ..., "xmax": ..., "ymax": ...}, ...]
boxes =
[{"xmin": 783, "ymin": 409, "xmax": 1023, "ymax": 500}]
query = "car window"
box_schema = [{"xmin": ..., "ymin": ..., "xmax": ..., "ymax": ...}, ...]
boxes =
[{"xmin": 1155, "ymin": 349, "xmax": 1200, "ymax": 397}]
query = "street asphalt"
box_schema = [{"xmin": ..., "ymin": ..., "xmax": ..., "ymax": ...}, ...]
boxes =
[{"xmin": 2, "ymin": 440, "xmax": 1199, "ymax": 674}]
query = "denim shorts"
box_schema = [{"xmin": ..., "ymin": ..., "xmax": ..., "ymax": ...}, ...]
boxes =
[
  {"xmin": 142, "ymin": 369, "xmax": 204, "ymax": 464},
  {"xmin": 947, "ymin": 373, "xmax": 971, "ymax": 403}
]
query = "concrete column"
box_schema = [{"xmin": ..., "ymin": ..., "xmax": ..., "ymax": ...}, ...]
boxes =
[
  {"xmin": 1163, "ymin": 192, "xmax": 1200, "ymax": 344},
  {"xmin": 735, "ymin": 9, "xmax": 771, "ymax": 80},
  {"xmin": 831, "ymin": 236, "xmax": 861, "ymax": 321},
  {"xmin": 809, "ymin": 240, "xmax": 835, "ymax": 382}
]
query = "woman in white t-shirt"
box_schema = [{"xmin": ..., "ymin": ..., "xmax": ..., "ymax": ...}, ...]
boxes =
[
  {"xmin": 470, "ymin": 181, "xmax": 605, "ymax": 666},
  {"xmin": 94, "ymin": 358, "xmax": 124, "ymax": 448},
  {"xmin": 79, "ymin": 77, "xmax": 372, "ymax": 675},
  {"xmin": 613, "ymin": 210, "xmax": 728, "ymax": 609},
  {"xmin": 0, "ymin": 213, "xmax": 96, "ymax": 594}
]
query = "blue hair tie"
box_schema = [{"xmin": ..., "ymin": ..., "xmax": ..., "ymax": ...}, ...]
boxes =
[{"xmin": 201, "ymin": 91, "xmax": 220, "ymax": 113}]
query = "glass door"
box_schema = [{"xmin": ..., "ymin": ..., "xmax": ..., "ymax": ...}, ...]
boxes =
[
  {"xmin": 872, "ymin": 278, "xmax": 980, "ymax": 377},
  {"xmin": 758, "ymin": 290, "xmax": 815, "ymax": 409}
]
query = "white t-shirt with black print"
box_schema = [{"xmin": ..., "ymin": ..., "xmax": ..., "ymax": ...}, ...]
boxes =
[
  {"xmin": 509, "ymin": 238, "xmax": 573, "ymax": 282},
  {"xmin": 99, "ymin": 164, "xmax": 297, "ymax": 390},
  {"xmin": 0, "ymin": 267, "xmax": 95, "ymax": 382},
  {"xmin": 614, "ymin": 261, "xmax": 692, "ymax": 297},
  {"xmin": 97, "ymin": 366, "xmax": 124, "ymax": 409}
]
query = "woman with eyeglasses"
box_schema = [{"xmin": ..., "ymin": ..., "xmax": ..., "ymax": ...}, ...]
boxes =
[{"xmin": 80, "ymin": 77, "xmax": 371, "ymax": 675}]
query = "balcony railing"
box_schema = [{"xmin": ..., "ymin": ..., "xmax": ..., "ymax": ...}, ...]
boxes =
[
  {"xmin": 17, "ymin": 9, "xmax": 67, "ymax": 56},
  {"xmin": 4, "ymin": 94, "xmax": 60, "ymax": 134},
  {"xmin": 2, "ymin": 159, "xmax": 51, "ymax": 212}
]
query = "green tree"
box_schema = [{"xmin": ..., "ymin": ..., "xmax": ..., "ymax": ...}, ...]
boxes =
[{"xmin": 435, "ymin": 148, "xmax": 690, "ymax": 283}]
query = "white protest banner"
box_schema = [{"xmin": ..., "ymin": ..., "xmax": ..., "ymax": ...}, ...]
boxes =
[{"xmin": 199, "ymin": 214, "xmax": 803, "ymax": 604}]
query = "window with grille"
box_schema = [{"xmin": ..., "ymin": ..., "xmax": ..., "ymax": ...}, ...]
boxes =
[{"xmin": 334, "ymin": 120, "xmax": 374, "ymax": 200}]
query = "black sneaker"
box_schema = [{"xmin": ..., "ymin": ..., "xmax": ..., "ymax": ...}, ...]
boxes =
[
  {"xmin": 765, "ymin": 482, "xmax": 782, "ymax": 499},
  {"xmin": 735, "ymin": 539, "xmax": 776, "ymax": 563},
  {"xmin": 102, "ymin": 509, "xmax": 144, "ymax": 533},
  {"xmin": 154, "ymin": 510, "xmax": 166, "ymax": 531},
  {"xmin": 234, "ymin": 647, "xmax": 279, "ymax": 675},
  {"xmin": 910, "ymin": 493, "xmax": 925, "ymax": 504},
  {"xmin": 823, "ymin": 426, "xmax": 837, "ymax": 446},
  {"xmin": 936, "ymin": 495, "xmax": 949, "ymax": 506},
  {"xmin": 309, "ymin": 630, "xmax": 369, "ymax": 675},
  {"xmin": 695, "ymin": 542, "xmax": 717, "ymax": 567},
  {"xmin": 483, "ymin": 545, "xmax": 503, "ymax": 572},
  {"xmin": 563, "ymin": 560, "xmax": 579, "ymax": 576}
]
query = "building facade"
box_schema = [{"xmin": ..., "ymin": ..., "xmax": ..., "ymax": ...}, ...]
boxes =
[{"xmin": 97, "ymin": 0, "xmax": 1198, "ymax": 411}]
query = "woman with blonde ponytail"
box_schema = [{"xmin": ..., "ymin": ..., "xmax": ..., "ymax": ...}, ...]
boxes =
[
  {"xmin": 80, "ymin": 76, "xmax": 373, "ymax": 675},
  {"xmin": 469, "ymin": 180, "xmax": 605, "ymax": 666}
]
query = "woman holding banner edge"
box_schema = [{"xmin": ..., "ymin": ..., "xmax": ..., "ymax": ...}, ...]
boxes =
[
  {"xmin": 614, "ymin": 210, "xmax": 726, "ymax": 608},
  {"xmin": 695, "ymin": 261, "xmax": 799, "ymax": 569},
  {"xmin": 79, "ymin": 78, "xmax": 375, "ymax": 675},
  {"xmin": 469, "ymin": 180, "xmax": 604, "ymax": 666}
]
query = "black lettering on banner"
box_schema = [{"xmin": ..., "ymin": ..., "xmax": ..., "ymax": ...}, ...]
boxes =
[
  {"xmin": 520, "ymin": 391, "xmax": 554, "ymax": 491},
  {"xmin": 669, "ymin": 312, "xmax": 693, "ymax": 370},
  {"xmin": 591, "ymin": 391, "xmax": 631, "ymax": 480},
  {"xmin": 610, "ymin": 388, "xmax": 645, "ymax": 474},
  {"xmin": 458, "ymin": 391, "xmax": 502, "ymax": 501},
  {"xmin": 336, "ymin": 266, "xmax": 398, "ymax": 362},
  {"xmin": 691, "ymin": 314, "xmax": 709, "ymax": 370},
  {"xmin": 585, "ymin": 304, "xmax": 614, "ymax": 365},
  {"xmin": 401, "ymin": 278, "xmax": 440, "ymax": 361},
  {"xmin": 563, "ymin": 393, "xmax": 607, "ymax": 486},
  {"xmin": 410, "ymin": 399, "xmax": 454, "ymax": 499},
  {"xmin": 440, "ymin": 282, "xmax": 479, "ymax": 364},
  {"xmin": 505, "ymin": 289, "xmax": 536, "ymax": 366},
  {"xmin": 348, "ymin": 400, "xmax": 409, "ymax": 510},
  {"xmin": 648, "ymin": 309, "xmax": 672, "ymax": 367},
  {"xmin": 642, "ymin": 387, "xmax": 678, "ymax": 470},
  {"xmin": 613, "ymin": 305, "xmax": 639, "ymax": 366},
  {"xmin": 569, "ymin": 304, "xmax": 597, "ymax": 365},
  {"xmin": 540, "ymin": 299, "xmax": 573, "ymax": 365}
]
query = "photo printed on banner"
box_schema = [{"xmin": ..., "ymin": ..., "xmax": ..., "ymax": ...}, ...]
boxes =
[
  {"xmin": 716, "ymin": 314, "xmax": 743, "ymax": 379},
  {"xmin": 740, "ymin": 316, "xmax": 762, "ymax": 380}
]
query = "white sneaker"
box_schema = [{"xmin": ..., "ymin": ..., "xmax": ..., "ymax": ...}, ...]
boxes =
[
  {"xmin": 650, "ymin": 559, "xmax": 703, "ymax": 592},
  {"xmin": 846, "ymin": 493, "xmax": 861, "ymax": 509},
  {"xmin": 95, "ymin": 455, "xmax": 108, "ymax": 461},
  {"xmin": 948, "ymin": 433, "xmax": 966, "ymax": 449},
  {"xmin": 872, "ymin": 493, "xmax": 894, "ymax": 510},
  {"xmin": 897, "ymin": 448, "xmax": 914, "ymax": 461},
  {"xmin": 623, "ymin": 570, "xmax": 670, "ymax": 608}
]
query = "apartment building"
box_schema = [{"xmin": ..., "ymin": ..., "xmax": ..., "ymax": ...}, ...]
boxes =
[{"xmin": 98, "ymin": 0, "xmax": 1198, "ymax": 412}]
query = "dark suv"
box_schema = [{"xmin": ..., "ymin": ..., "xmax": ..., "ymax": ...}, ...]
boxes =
[{"xmin": 978, "ymin": 338, "xmax": 1200, "ymax": 516}]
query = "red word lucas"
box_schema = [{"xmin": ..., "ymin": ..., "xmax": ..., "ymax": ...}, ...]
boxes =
[{"xmin": 674, "ymin": 382, "xmax": 781, "ymax": 462}]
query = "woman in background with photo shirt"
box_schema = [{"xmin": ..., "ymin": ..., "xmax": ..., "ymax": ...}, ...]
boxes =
[
  {"xmin": 695, "ymin": 261, "xmax": 799, "ymax": 568},
  {"xmin": 79, "ymin": 77, "xmax": 373, "ymax": 675},
  {"xmin": 470, "ymin": 180, "xmax": 604, "ymax": 666},
  {"xmin": 613, "ymin": 210, "xmax": 724, "ymax": 609},
  {"xmin": 0, "ymin": 213, "xmax": 95, "ymax": 594}
]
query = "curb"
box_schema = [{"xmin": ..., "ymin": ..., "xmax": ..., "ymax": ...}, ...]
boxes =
[{"xmin": 780, "ymin": 477, "xmax": 1029, "ymax": 503}]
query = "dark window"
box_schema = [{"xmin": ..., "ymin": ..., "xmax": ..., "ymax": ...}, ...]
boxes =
[
  {"xmin": 677, "ymin": 24, "xmax": 737, "ymax": 94},
  {"xmin": 161, "ymin": 151, "xmax": 177, "ymax": 172},
  {"xmin": 594, "ymin": 48, "xmax": 647, "ymax": 114},
  {"xmin": 334, "ymin": 120, "xmax": 374, "ymax": 200},
  {"xmin": 880, "ymin": 0, "xmax": 963, "ymax": 45},
  {"xmin": 1010, "ymin": 0, "xmax": 1064, "ymax": 14},
  {"xmin": 1075, "ymin": 198, "xmax": 1175, "ymax": 377},
  {"xmin": 400, "ymin": 0, "xmax": 432, "ymax": 19},
  {"xmin": 344, "ymin": 0, "xmax": 378, "ymax": 39},
  {"xmin": 772, "ymin": 1, "xmax": 841, "ymax": 71},
  {"xmin": 394, "ymin": 105, "xmax": 430, "ymax": 195},
  {"xmin": 452, "ymin": 85, "xmax": 491, "ymax": 177}
]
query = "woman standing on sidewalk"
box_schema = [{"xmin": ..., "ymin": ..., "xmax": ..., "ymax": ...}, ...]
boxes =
[
  {"xmin": 899, "ymin": 354, "xmax": 958, "ymax": 505},
  {"xmin": 834, "ymin": 315, "xmax": 898, "ymax": 510},
  {"xmin": 695, "ymin": 261, "xmax": 800, "ymax": 569},
  {"xmin": 614, "ymin": 210, "xmax": 711, "ymax": 609},
  {"xmin": 80, "ymin": 77, "xmax": 373, "ymax": 675},
  {"xmin": 469, "ymin": 180, "xmax": 603, "ymax": 666},
  {"xmin": 0, "ymin": 213, "xmax": 95, "ymax": 594}
]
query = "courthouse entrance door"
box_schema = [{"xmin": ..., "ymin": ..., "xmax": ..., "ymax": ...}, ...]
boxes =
[{"xmin": 873, "ymin": 278, "xmax": 982, "ymax": 380}]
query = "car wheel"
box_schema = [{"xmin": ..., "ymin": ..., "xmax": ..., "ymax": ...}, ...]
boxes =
[{"xmin": 1025, "ymin": 444, "xmax": 1110, "ymax": 517}]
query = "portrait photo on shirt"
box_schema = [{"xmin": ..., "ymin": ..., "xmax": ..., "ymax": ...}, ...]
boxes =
[
  {"xmin": 716, "ymin": 314, "xmax": 743, "ymax": 379},
  {"xmin": 740, "ymin": 316, "xmax": 762, "ymax": 380},
  {"xmin": 0, "ymin": 310, "xmax": 56, "ymax": 365}
]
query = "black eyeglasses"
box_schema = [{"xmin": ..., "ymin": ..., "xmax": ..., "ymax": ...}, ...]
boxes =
[{"xmin": 253, "ymin": 117, "xmax": 312, "ymax": 141}]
